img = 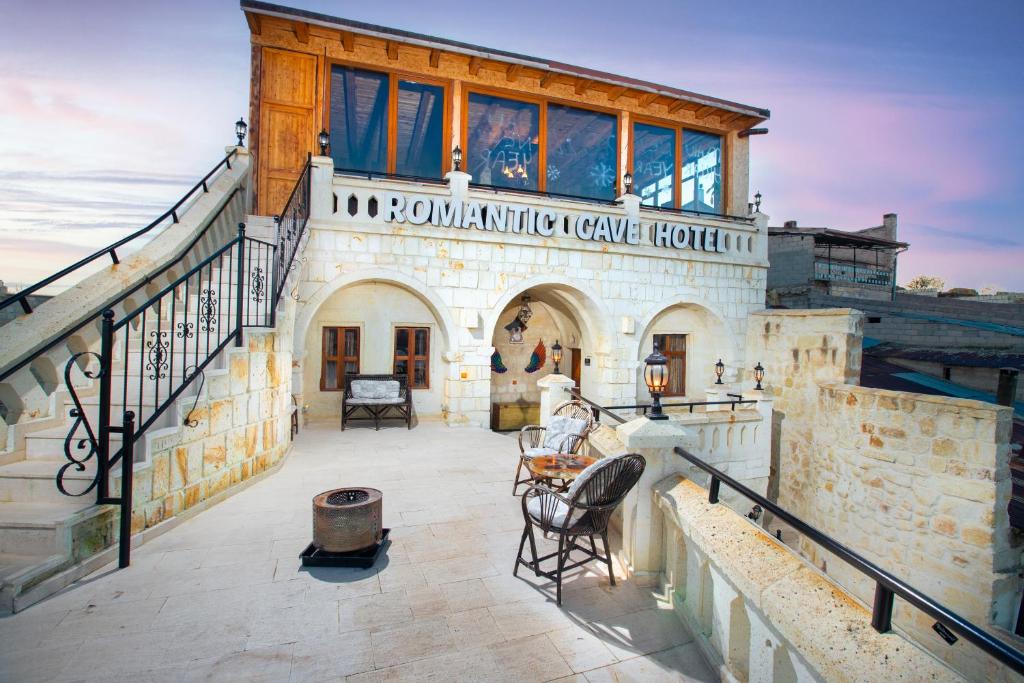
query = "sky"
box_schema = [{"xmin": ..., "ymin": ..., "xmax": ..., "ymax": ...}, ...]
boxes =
[{"xmin": 1, "ymin": 0, "xmax": 1022, "ymax": 291}]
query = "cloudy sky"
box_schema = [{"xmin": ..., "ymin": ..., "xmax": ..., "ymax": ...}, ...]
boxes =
[{"xmin": 1, "ymin": 0, "xmax": 1022, "ymax": 291}]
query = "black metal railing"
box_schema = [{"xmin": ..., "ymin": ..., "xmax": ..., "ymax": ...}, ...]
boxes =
[
  {"xmin": 569, "ymin": 388, "xmax": 756, "ymax": 423},
  {"xmin": 272, "ymin": 155, "xmax": 312, "ymax": 317},
  {"xmin": 0, "ymin": 149, "xmax": 238, "ymax": 315},
  {"xmin": 640, "ymin": 202, "xmax": 755, "ymax": 223},
  {"xmin": 673, "ymin": 445, "xmax": 1024, "ymax": 676},
  {"xmin": 334, "ymin": 167, "xmax": 448, "ymax": 186}
]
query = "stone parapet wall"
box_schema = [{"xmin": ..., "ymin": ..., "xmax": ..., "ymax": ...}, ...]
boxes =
[{"xmin": 655, "ymin": 475, "xmax": 964, "ymax": 683}]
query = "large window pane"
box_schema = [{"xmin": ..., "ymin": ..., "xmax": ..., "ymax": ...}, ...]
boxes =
[
  {"xmin": 653, "ymin": 333, "xmax": 686, "ymax": 396},
  {"xmin": 633, "ymin": 123, "xmax": 676, "ymax": 208},
  {"xmin": 396, "ymin": 81, "xmax": 444, "ymax": 177},
  {"xmin": 546, "ymin": 104, "xmax": 617, "ymax": 200},
  {"xmin": 466, "ymin": 93, "xmax": 539, "ymax": 190},
  {"xmin": 329, "ymin": 66, "xmax": 389, "ymax": 173},
  {"xmin": 681, "ymin": 130, "xmax": 723, "ymax": 214}
]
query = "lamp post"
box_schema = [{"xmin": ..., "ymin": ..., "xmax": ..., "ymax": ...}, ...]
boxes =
[
  {"xmin": 714, "ymin": 359, "xmax": 725, "ymax": 385},
  {"xmin": 452, "ymin": 146, "xmax": 463, "ymax": 172},
  {"xmin": 551, "ymin": 340, "xmax": 563, "ymax": 374},
  {"xmin": 753, "ymin": 362, "xmax": 765, "ymax": 391},
  {"xmin": 623, "ymin": 171, "xmax": 633, "ymax": 196},
  {"xmin": 754, "ymin": 191, "xmax": 762, "ymax": 212},
  {"xmin": 235, "ymin": 117, "xmax": 247, "ymax": 146},
  {"xmin": 318, "ymin": 129, "xmax": 330, "ymax": 156},
  {"xmin": 643, "ymin": 342, "xmax": 669, "ymax": 421}
]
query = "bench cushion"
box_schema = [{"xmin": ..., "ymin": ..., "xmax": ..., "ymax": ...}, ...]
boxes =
[
  {"xmin": 542, "ymin": 416, "xmax": 588, "ymax": 451},
  {"xmin": 346, "ymin": 397, "xmax": 406, "ymax": 406},
  {"xmin": 351, "ymin": 380, "xmax": 401, "ymax": 400}
]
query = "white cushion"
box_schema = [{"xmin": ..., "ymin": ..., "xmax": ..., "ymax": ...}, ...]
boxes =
[
  {"xmin": 565, "ymin": 455, "xmax": 620, "ymax": 507},
  {"xmin": 523, "ymin": 446, "xmax": 557, "ymax": 459},
  {"xmin": 527, "ymin": 493, "xmax": 571, "ymax": 528},
  {"xmin": 351, "ymin": 380, "xmax": 400, "ymax": 400},
  {"xmin": 542, "ymin": 416, "xmax": 588, "ymax": 451},
  {"xmin": 346, "ymin": 397, "xmax": 405, "ymax": 405}
]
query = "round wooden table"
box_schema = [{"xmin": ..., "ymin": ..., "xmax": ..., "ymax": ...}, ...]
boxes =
[{"xmin": 526, "ymin": 453, "xmax": 596, "ymax": 490}]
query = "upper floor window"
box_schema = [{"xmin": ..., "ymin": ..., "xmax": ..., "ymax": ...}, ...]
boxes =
[
  {"xmin": 682, "ymin": 131, "xmax": 723, "ymax": 214},
  {"xmin": 632, "ymin": 123, "xmax": 725, "ymax": 215},
  {"xmin": 466, "ymin": 92, "xmax": 540, "ymax": 190},
  {"xmin": 546, "ymin": 104, "xmax": 617, "ymax": 201},
  {"xmin": 329, "ymin": 65, "xmax": 446, "ymax": 177},
  {"xmin": 633, "ymin": 123, "xmax": 675, "ymax": 208}
]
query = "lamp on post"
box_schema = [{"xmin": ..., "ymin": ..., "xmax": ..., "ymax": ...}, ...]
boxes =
[
  {"xmin": 623, "ymin": 171, "xmax": 633, "ymax": 196},
  {"xmin": 318, "ymin": 129, "xmax": 330, "ymax": 156},
  {"xmin": 714, "ymin": 359, "xmax": 725, "ymax": 385},
  {"xmin": 643, "ymin": 342, "xmax": 669, "ymax": 421},
  {"xmin": 452, "ymin": 146, "xmax": 463, "ymax": 172},
  {"xmin": 235, "ymin": 117, "xmax": 247, "ymax": 146},
  {"xmin": 551, "ymin": 339, "xmax": 563, "ymax": 374},
  {"xmin": 754, "ymin": 191, "xmax": 762, "ymax": 212},
  {"xmin": 753, "ymin": 362, "xmax": 765, "ymax": 391}
]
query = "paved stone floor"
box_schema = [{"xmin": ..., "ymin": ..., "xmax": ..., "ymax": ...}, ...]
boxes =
[{"xmin": 0, "ymin": 422, "xmax": 714, "ymax": 682}]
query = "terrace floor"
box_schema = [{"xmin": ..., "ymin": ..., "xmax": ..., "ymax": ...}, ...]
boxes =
[{"xmin": 0, "ymin": 422, "xmax": 714, "ymax": 682}]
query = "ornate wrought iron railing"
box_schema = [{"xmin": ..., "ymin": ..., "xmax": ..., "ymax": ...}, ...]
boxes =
[
  {"xmin": 0, "ymin": 149, "xmax": 238, "ymax": 315},
  {"xmin": 272, "ymin": 154, "xmax": 312, "ymax": 318}
]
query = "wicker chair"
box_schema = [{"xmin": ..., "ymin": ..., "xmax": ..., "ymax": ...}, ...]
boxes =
[
  {"xmin": 514, "ymin": 400, "xmax": 596, "ymax": 495},
  {"xmin": 514, "ymin": 453, "xmax": 646, "ymax": 605},
  {"xmin": 341, "ymin": 374, "xmax": 413, "ymax": 431}
]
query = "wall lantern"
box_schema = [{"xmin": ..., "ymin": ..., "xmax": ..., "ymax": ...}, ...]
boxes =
[
  {"xmin": 452, "ymin": 146, "xmax": 463, "ymax": 172},
  {"xmin": 753, "ymin": 361, "xmax": 765, "ymax": 391},
  {"xmin": 235, "ymin": 117, "xmax": 247, "ymax": 146},
  {"xmin": 643, "ymin": 342, "xmax": 669, "ymax": 421},
  {"xmin": 318, "ymin": 129, "xmax": 330, "ymax": 156},
  {"xmin": 754, "ymin": 191, "xmax": 762, "ymax": 212},
  {"xmin": 551, "ymin": 339, "xmax": 563, "ymax": 374},
  {"xmin": 623, "ymin": 171, "xmax": 633, "ymax": 196},
  {"xmin": 714, "ymin": 359, "xmax": 725, "ymax": 385}
]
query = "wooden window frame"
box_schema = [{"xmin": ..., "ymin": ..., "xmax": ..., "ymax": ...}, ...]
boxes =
[
  {"xmin": 321, "ymin": 326, "xmax": 360, "ymax": 391},
  {"xmin": 629, "ymin": 113, "xmax": 730, "ymax": 215},
  {"xmin": 393, "ymin": 326, "xmax": 430, "ymax": 390},
  {"xmin": 653, "ymin": 333, "xmax": 687, "ymax": 398},
  {"xmin": 323, "ymin": 59, "xmax": 453, "ymax": 177},
  {"xmin": 460, "ymin": 84, "xmax": 623, "ymax": 196}
]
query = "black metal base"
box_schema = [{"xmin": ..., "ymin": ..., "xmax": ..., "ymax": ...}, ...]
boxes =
[{"xmin": 300, "ymin": 528, "xmax": 390, "ymax": 568}]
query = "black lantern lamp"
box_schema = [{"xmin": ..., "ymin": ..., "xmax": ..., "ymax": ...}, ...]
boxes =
[
  {"xmin": 552, "ymin": 340, "xmax": 563, "ymax": 374},
  {"xmin": 623, "ymin": 171, "xmax": 633, "ymax": 196},
  {"xmin": 754, "ymin": 191, "xmax": 762, "ymax": 212},
  {"xmin": 235, "ymin": 117, "xmax": 247, "ymax": 146},
  {"xmin": 643, "ymin": 342, "xmax": 669, "ymax": 421},
  {"xmin": 318, "ymin": 128, "xmax": 330, "ymax": 156},
  {"xmin": 452, "ymin": 146, "xmax": 463, "ymax": 172},
  {"xmin": 714, "ymin": 359, "xmax": 725, "ymax": 385},
  {"xmin": 753, "ymin": 361, "xmax": 765, "ymax": 391}
]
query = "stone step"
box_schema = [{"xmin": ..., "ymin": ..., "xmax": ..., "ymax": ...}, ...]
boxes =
[
  {"xmin": 0, "ymin": 501, "xmax": 95, "ymax": 557},
  {"xmin": 0, "ymin": 458, "xmax": 105, "ymax": 504},
  {"xmin": 24, "ymin": 425, "xmax": 123, "ymax": 461}
]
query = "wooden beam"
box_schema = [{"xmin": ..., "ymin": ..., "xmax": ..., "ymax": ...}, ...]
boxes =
[
  {"xmin": 506, "ymin": 64, "xmax": 522, "ymax": 82},
  {"xmin": 386, "ymin": 41, "xmax": 398, "ymax": 61},
  {"xmin": 694, "ymin": 105, "xmax": 715, "ymax": 120},
  {"xmin": 339, "ymin": 31, "xmax": 354, "ymax": 52},
  {"xmin": 639, "ymin": 92, "xmax": 659, "ymax": 107},
  {"xmin": 429, "ymin": 48, "xmax": 441, "ymax": 68},
  {"xmin": 245, "ymin": 12, "xmax": 261, "ymax": 36},
  {"xmin": 539, "ymin": 71, "xmax": 558, "ymax": 88},
  {"xmin": 574, "ymin": 78, "xmax": 592, "ymax": 95},
  {"xmin": 468, "ymin": 56, "xmax": 482, "ymax": 75},
  {"xmin": 719, "ymin": 111, "xmax": 743, "ymax": 125},
  {"xmin": 668, "ymin": 99, "xmax": 689, "ymax": 114},
  {"xmin": 607, "ymin": 86, "xmax": 627, "ymax": 102},
  {"xmin": 292, "ymin": 21, "xmax": 309, "ymax": 44}
]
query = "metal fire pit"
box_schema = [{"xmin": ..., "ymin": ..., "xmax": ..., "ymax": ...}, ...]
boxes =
[{"xmin": 301, "ymin": 487, "xmax": 388, "ymax": 568}]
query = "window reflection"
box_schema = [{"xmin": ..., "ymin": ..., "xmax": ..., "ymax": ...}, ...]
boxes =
[
  {"xmin": 466, "ymin": 93, "xmax": 540, "ymax": 190},
  {"xmin": 396, "ymin": 81, "xmax": 444, "ymax": 177},
  {"xmin": 329, "ymin": 66, "xmax": 389, "ymax": 173},
  {"xmin": 546, "ymin": 104, "xmax": 617, "ymax": 200},
  {"xmin": 633, "ymin": 123, "xmax": 675, "ymax": 208},
  {"xmin": 681, "ymin": 131, "xmax": 723, "ymax": 214}
]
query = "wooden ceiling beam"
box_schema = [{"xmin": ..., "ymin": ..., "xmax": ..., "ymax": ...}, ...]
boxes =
[
  {"xmin": 506, "ymin": 64, "xmax": 522, "ymax": 82},
  {"xmin": 667, "ymin": 99, "xmax": 688, "ymax": 113},
  {"xmin": 292, "ymin": 21, "xmax": 310, "ymax": 44},
  {"xmin": 386, "ymin": 41, "xmax": 399, "ymax": 61},
  {"xmin": 468, "ymin": 56, "xmax": 482, "ymax": 75},
  {"xmin": 339, "ymin": 31, "xmax": 354, "ymax": 52},
  {"xmin": 539, "ymin": 71, "xmax": 558, "ymax": 88},
  {"xmin": 639, "ymin": 92, "xmax": 660, "ymax": 107},
  {"xmin": 245, "ymin": 12, "xmax": 261, "ymax": 36},
  {"xmin": 429, "ymin": 48, "xmax": 441, "ymax": 68},
  {"xmin": 574, "ymin": 78, "xmax": 592, "ymax": 95},
  {"xmin": 719, "ymin": 111, "xmax": 743, "ymax": 125},
  {"xmin": 694, "ymin": 105, "xmax": 716, "ymax": 120},
  {"xmin": 607, "ymin": 86, "xmax": 627, "ymax": 102}
]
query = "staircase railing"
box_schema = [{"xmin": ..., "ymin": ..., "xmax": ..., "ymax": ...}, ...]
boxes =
[
  {"xmin": 0, "ymin": 149, "xmax": 238, "ymax": 315},
  {"xmin": 272, "ymin": 154, "xmax": 311, "ymax": 320}
]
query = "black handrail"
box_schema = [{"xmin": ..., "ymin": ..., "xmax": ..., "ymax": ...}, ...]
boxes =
[
  {"xmin": 469, "ymin": 182, "xmax": 620, "ymax": 207},
  {"xmin": 640, "ymin": 202, "xmax": 755, "ymax": 223},
  {"xmin": 0, "ymin": 149, "xmax": 239, "ymax": 315},
  {"xmin": 605, "ymin": 398, "xmax": 757, "ymax": 414},
  {"xmin": 569, "ymin": 388, "xmax": 628, "ymax": 425},
  {"xmin": 334, "ymin": 167, "xmax": 448, "ymax": 186},
  {"xmin": 673, "ymin": 445, "xmax": 1024, "ymax": 676},
  {"xmin": 272, "ymin": 155, "xmax": 312, "ymax": 316}
]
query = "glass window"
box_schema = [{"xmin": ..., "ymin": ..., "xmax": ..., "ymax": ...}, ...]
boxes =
[
  {"xmin": 396, "ymin": 80, "xmax": 444, "ymax": 177},
  {"xmin": 394, "ymin": 327, "xmax": 430, "ymax": 389},
  {"xmin": 321, "ymin": 327, "xmax": 359, "ymax": 391},
  {"xmin": 545, "ymin": 104, "xmax": 617, "ymax": 200},
  {"xmin": 466, "ymin": 93, "xmax": 540, "ymax": 190},
  {"xmin": 653, "ymin": 333, "xmax": 686, "ymax": 397},
  {"xmin": 681, "ymin": 130, "xmax": 723, "ymax": 214},
  {"xmin": 329, "ymin": 66, "xmax": 389, "ymax": 173},
  {"xmin": 633, "ymin": 123, "xmax": 676, "ymax": 208}
]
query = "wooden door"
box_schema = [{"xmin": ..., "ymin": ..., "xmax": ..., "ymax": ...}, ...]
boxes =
[
  {"xmin": 570, "ymin": 348, "xmax": 581, "ymax": 388},
  {"xmin": 257, "ymin": 47, "xmax": 317, "ymax": 215}
]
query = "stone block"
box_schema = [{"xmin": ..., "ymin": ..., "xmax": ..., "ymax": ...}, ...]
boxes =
[
  {"xmin": 203, "ymin": 435, "xmax": 227, "ymax": 475},
  {"xmin": 151, "ymin": 451, "xmax": 170, "ymax": 499},
  {"xmin": 230, "ymin": 354, "xmax": 249, "ymax": 393},
  {"xmin": 209, "ymin": 399, "xmax": 233, "ymax": 434}
]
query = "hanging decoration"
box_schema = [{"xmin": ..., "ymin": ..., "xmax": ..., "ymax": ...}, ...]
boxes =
[
  {"xmin": 490, "ymin": 350, "xmax": 508, "ymax": 374},
  {"xmin": 504, "ymin": 316, "xmax": 526, "ymax": 344},
  {"xmin": 524, "ymin": 340, "xmax": 546, "ymax": 374},
  {"xmin": 517, "ymin": 294, "xmax": 534, "ymax": 324}
]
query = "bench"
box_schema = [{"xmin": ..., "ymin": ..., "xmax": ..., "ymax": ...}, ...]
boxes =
[{"xmin": 341, "ymin": 374, "xmax": 413, "ymax": 431}]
